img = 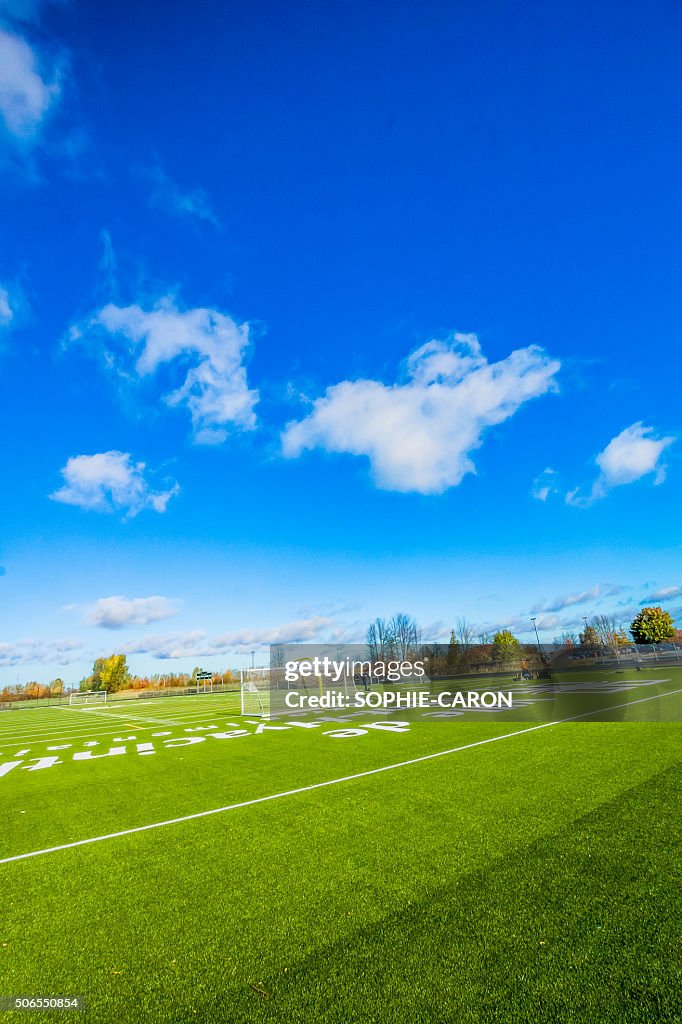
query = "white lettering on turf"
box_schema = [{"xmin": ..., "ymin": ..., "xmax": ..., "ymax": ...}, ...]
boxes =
[
  {"xmin": 1, "ymin": 689, "xmax": 680, "ymax": 865},
  {"xmin": 73, "ymin": 746, "xmax": 126, "ymax": 761},
  {"xmin": 22, "ymin": 757, "xmax": 63, "ymax": 772},
  {"xmin": 0, "ymin": 719, "xmax": 412, "ymax": 780}
]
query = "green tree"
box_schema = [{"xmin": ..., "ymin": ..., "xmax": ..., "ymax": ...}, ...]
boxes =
[
  {"xmin": 579, "ymin": 624, "xmax": 600, "ymax": 645},
  {"xmin": 87, "ymin": 655, "xmax": 131, "ymax": 693},
  {"xmin": 492, "ymin": 629, "xmax": 521, "ymax": 662},
  {"xmin": 89, "ymin": 658, "xmax": 107, "ymax": 690},
  {"xmin": 613, "ymin": 628, "xmax": 632, "ymax": 647},
  {"xmin": 104, "ymin": 655, "xmax": 131, "ymax": 692},
  {"xmin": 630, "ymin": 607, "xmax": 675, "ymax": 644}
]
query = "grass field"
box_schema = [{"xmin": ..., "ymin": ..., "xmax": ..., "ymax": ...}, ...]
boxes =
[{"xmin": 0, "ymin": 674, "xmax": 680, "ymax": 1023}]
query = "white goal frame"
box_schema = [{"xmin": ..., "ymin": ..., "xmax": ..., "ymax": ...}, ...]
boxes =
[
  {"xmin": 69, "ymin": 691, "xmax": 108, "ymax": 705},
  {"xmin": 240, "ymin": 668, "xmax": 268, "ymax": 717}
]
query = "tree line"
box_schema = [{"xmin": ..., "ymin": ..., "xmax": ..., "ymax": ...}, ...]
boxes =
[
  {"xmin": 0, "ymin": 662, "xmax": 240, "ymax": 704},
  {"xmin": 76, "ymin": 657, "xmax": 240, "ymax": 695},
  {"xmin": 0, "ymin": 678, "xmax": 64, "ymax": 705},
  {"xmin": 1, "ymin": 605, "xmax": 679, "ymax": 703},
  {"xmin": 560, "ymin": 607, "xmax": 680, "ymax": 647},
  {"xmin": 363, "ymin": 605, "xmax": 680, "ymax": 671}
]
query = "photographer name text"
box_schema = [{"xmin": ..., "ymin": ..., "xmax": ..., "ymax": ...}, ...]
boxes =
[{"xmin": 284, "ymin": 690, "xmax": 514, "ymax": 709}]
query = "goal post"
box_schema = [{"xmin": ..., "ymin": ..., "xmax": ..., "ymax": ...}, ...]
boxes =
[
  {"xmin": 69, "ymin": 691, "xmax": 108, "ymax": 705},
  {"xmin": 240, "ymin": 668, "xmax": 269, "ymax": 718}
]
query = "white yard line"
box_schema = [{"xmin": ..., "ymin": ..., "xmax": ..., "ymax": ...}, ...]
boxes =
[
  {"xmin": 70, "ymin": 709, "xmax": 180, "ymax": 726},
  {"xmin": 1, "ymin": 687, "xmax": 680, "ymax": 867},
  {"xmin": 0, "ymin": 706, "xmax": 243, "ymax": 746}
]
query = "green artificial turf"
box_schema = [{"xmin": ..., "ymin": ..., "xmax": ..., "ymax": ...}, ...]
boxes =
[{"xmin": 0, "ymin": 682, "xmax": 680, "ymax": 1023}]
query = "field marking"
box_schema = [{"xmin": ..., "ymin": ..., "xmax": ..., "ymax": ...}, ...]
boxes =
[
  {"xmin": 70, "ymin": 708, "xmax": 180, "ymax": 726},
  {"xmin": 0, "ymin": 703, "xmax": 245, "ymax": 746},
  {"xmin": 1, "ymin": 687, "xmax": 680, "ymax": 867}
]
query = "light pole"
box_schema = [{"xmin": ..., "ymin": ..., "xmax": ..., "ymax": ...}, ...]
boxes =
[
  {"xmin": 530, "ymin": 617, "xmax": 544, "ymax": 678},
  {"xmin": 250, "ymin": 650, "xmax": 255, "ymax": 670},
  {"xmin": 531, "ymin": 617, "xmax": 541, "ymax": 650}
]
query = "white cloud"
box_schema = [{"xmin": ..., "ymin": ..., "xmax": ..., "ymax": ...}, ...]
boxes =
[
  {"xmin": 282, "ymin": 333, "xmax": 560, "ymax": 494},
  {"xmin": 0, "ymin": 285, "xmax": 13, "ymax": 326},
  {"xmin": 144, "ymin": 164, "xmax": 219, "ymax": 227},
  {"xmin": 566, "ymin": 422, "xmax": 675, "ymax": 508},
  {"xmin": 0, "ymin": 282, "xmax": 30, "ymax": 334},
  {"xmin": 531, "ymin": 583, "xmax": 626, "ymax": 614},
  {"xmin": 0, "ymin": 637, "xmax": 82, "ymax": 667},
  {"xmin": 641, "ymin": 585, "xmax": 681, "ymax": 603},
  {"xmin": 525, "ymin": 613, "xmax": 563, "ymax": 632},
  {"xmin": 50, "ymin": 451, "xmax": 180, "ymax": 517},
  {"xmin": 597, "ymin": 422, "xmax": 674, "ymax": 486},
  {"xmin": 476, "ymin": 613, "xmax": 563, "ymax": 636},
  {"xmin": 85, "ymin": 595, "xmax": 183, "ymax": 629},
  {"xmin": 531, "ymin": 466, "xmax": 559, "ymax": 502},
  {"xmin": 97, "ymin": 230, "xmax": 118, "ymax": 298},
  {"xmin": 120, "ymin": 632, "xmax": 205, "ymax": 660},
  {"xmin": 71, "ymin": 297, "xmax": 258, "ymax": 444},
  {"xmin": 420, "ymin": 619, "xmax": 450, "ymax": 641},
  {"xmin": 0, "ymin": 27, "xmax": 59, "ymax": 138},
  {"xmin": 122, "ymin": 616, "xmax": 335, "ymax": 660},
  {"xmin": 213, "ymin": 616, "xmax": 335, "ymax": 649}
]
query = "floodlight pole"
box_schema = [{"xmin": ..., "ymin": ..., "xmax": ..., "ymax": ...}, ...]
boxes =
[
  {"xmin": 251, "ymin": 650, "xmax": 255, "ymax": 670},
  {"xmin": 530, "ymin": 617, "xmax": 543, "ymax": 664},
  {"xmin": 531, "ymin": 617, "xmax": 541, "ymax": 649}
]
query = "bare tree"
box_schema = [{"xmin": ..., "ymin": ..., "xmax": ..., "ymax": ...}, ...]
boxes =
[
  {"xmin": 366, "ymin": 617, "xmax": 395, "ymax": 661},
  {"xmin": 455, "ymin": 617, "xmax": 475, "ymax": 646},
  {"xmin": 366, "ymin": 621, "xmax": 379, "ymax": 661},
  {"xmin": 270, "ymin": 644, "xmax": 286, "ymax": 689},
  {"xmin": 271, "ymin": 645, "xmax": 286, "ymax": 667},
  {"xmin": 389, "ymin": 613, "xmax": 421, "ymax": 660},
  {"xmin": 593, "ymin": 614, "xmax": 619, "ymax": 645},
  {"xmin": 453, "ymin": 617, "xmax": 476, "ymax": 667},
  {"xmin": 367, "ymin": 614, "xmax": 422, "ymax": 661}
]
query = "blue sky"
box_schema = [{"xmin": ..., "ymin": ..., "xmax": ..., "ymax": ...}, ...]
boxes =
[{"xmin": 0, "ymin": 0, "xmax": 680, "ymax": 684}]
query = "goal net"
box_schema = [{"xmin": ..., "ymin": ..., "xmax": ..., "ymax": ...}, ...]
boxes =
[
  {"xmin": 240, "ymin": 668, "xmax": 270, "ymax": 718},
  {"xmin": 69, "ymin": 691, "xmax": 108, "ymax": 705}
]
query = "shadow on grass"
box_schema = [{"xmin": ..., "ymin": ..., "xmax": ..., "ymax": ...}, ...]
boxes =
[{"xmin": 216, "ymin": 762, "xmax": 681, "ymax": 1024}]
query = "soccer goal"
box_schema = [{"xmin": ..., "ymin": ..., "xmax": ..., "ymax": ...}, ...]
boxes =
[
  {"xmin": 69, "ymin": 691, "xmax": 108, "ymax": 705},
  {"xmin": 240, "ymin": 668, "xmax": 269, "ymax": 718}
]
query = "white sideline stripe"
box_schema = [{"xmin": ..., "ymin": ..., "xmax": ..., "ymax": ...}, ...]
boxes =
[{"xmin": 1, "ymin": 687, "xmax": 680, "ymax": 866}]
